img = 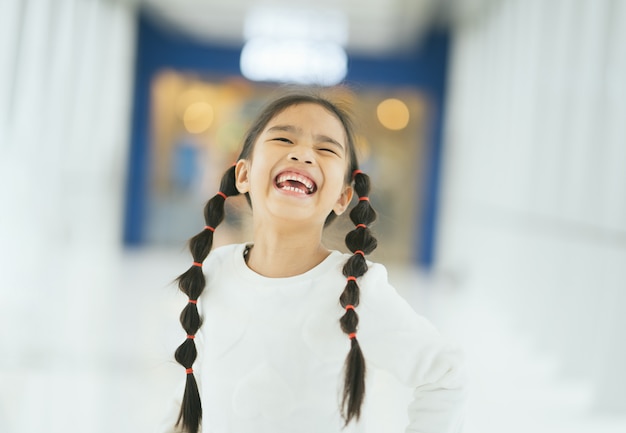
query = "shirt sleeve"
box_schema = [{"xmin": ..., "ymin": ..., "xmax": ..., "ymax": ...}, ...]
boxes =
[
  {"xmin": 155, "ymin": 381, "xmax": 185, "ymax": 433},
  {"xmin": 358, "ymin": 263, "xmax": 467, "ymax": 433}
]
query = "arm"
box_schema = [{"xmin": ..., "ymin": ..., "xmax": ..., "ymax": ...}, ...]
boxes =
[
  {"xmin": 358, "ymin": 264, "xmax": 466, "ymax": 433},
  {"xmin": 404, "ymin": 341, "xmax": 466, "ymax": 432}
]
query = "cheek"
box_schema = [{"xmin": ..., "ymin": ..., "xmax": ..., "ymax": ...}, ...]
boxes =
[
  {"xmin": 247, "ymin": 163, "xmax": 277, "ymax": 199},
  {"xmin": 326, "ymin": 173, "xmax": 350, "ymax": 200},
  {"xmin": 249, "ymin": 146, "xmax": 280, "ymax": 179},
  {"xmin": 331, "ymin": 160, "xmax": 351, "ymax": 186}
]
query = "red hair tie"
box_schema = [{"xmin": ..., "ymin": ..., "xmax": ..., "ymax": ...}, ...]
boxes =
[
  {"xmin": 359, "ymin": 197, "xmax": 369, "ymax": 201},
  {"xmin": 204, "ymin": 225, "xmax": 215, "ymax": 232},
  {"xmin": 217, "ymin": 191, "xmax": 227, "ymax": 200},
  {"xmin": 188, "ymin": 299, "xmax": 198, "ymax": 304},
  {"xmin": 348, "ymin": 333, "xmax": 357, "ymax": 340},
  {"xmin": 354, "ymin": 250, "xmax": 364, "ymax": 257},
  {"xmin": 187, "ymin": 335, "xmax": 195, "ymax": 339},
  {"xmin": 192, "ymin": 262, "xmax": 202, "ymax": 267},
  {"xmin": 347, "ymin": 276, "xmax": 357, "ymax": 282},
  {"xmin": 345, "ymin": 305, "xmax": 355, "ymax": 311},
  {"xmin": 352, "ymin": 169, "xmax": 363, "ymax": 179},
  {"xmin": 355, "ymin": 224, "xmax": 367, "ymax": 229},
  {"xmin": 185, "ymin": 368, "xmax": 194, "ymax": 374}
]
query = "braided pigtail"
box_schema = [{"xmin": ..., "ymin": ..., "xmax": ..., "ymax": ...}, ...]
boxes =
[
  {"xmin": 174, "ymin": 165, "xmax": 239, "ymax": 433},
  {"xmin": 339, "ymin": 169, "xmax": 378, "ymax": 425}
]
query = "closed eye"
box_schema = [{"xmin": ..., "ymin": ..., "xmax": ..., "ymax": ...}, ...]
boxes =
[
  {"xmin": 319, "ymin": 147, "xmax": 339, "ymax": 155},
  {"xmin": 272, "ymin": 137, "xmax": 293, "ymax": 144}
]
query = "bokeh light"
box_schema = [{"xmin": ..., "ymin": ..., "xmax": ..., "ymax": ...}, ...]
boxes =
[
  {"xmin": 183, "ymin": 101, "xmax": 214, "ymax": 134},
  {"xmin": 376, "ymin": 98, "xmax": 410, "ymax": 130}
]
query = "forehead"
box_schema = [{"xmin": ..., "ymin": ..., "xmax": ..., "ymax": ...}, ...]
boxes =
[{"xmin": 264, "ymin": 103, "xmax": 346, "ymax": 139}]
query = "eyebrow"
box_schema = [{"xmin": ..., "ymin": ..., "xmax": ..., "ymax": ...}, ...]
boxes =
[{"xmin": 267, "ymin": 124, "xmax": 345, "ymax": 151}]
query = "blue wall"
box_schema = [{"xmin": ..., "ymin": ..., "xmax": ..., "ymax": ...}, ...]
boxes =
[{"xmin": 124, "ymin": 11, "xmax": 449, "ymax": 269}]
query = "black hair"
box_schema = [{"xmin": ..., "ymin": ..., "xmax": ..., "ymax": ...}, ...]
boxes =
[{"xmin": 173, "ymin": 92, "xmax": 377, "ymax": 432}]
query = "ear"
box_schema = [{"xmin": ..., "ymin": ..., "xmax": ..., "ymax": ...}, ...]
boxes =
[
  {"xmin": 235, "ymin": 159, "xmax": 250, "ymax": 194},
  {"xmin": 333, "ymin": 185, "xmax": 353, "ymax": 216}
]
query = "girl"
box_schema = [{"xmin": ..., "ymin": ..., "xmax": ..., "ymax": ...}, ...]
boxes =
[{"xmin": 160, "ymin": 92, "xmax": 465, "ymax": 433}]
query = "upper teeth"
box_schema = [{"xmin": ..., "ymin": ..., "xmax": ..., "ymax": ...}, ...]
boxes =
[{"xmin": 276, "ymin": 173, "xmax": 315, "ymax": 192}]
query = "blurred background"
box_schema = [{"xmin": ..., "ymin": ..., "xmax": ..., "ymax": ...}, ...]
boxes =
[{"xmin": 1, "ymin": 0, "xmax": 625, "ymax": 432}]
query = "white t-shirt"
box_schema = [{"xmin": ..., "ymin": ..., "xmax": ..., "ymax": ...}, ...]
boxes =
[{"xmin": 159, "ymin": 243, "xmax": 465, "ymax": 433}]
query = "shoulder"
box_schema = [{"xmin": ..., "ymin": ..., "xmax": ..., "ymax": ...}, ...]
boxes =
[
  {"xmin": 332, "ymin": 253, "xmax": 432, "ymax": 327},
  {"xmin": 333, "ymin": 252, "xmax": 395, "ymax": 296},
  {"xmin": 334, "ymin": 251, "xmax": 389, "ymax": 280},
  {"xmin": 204, "ymin": 243, "xmax": 246, "ymax": 267},
  {"xmin": 202, "ymin": 243, "xmax": 248, "ymax": 284},
  {"xmin": 346, "ymin": 259, "xmax": 461, "ymax": 386},
  {"xmin": 343, "ymin": 254, "xmax": 442, "ymax": 346},
  {"xmin": 345, "ymin": 257, "xmax": 413, "ymax": 314}
]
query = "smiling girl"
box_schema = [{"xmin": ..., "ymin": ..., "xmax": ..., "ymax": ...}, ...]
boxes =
[{"xmin": 160, "ymin": 92, "xmax": 465, "ymax": 433}]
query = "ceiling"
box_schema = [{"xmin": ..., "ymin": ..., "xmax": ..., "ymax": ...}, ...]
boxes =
[{"xmin": 138, "ymin": 0, "xmax": 469, "ymax": 55}]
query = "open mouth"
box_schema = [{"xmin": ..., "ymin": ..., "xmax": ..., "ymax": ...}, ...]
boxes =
[{"xmin": 275, "ymin": 171, "xmax": 317, "ymax": 195}]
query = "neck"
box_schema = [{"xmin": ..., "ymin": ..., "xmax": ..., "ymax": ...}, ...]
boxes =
[{"xmin": 246, "ymin": 221, "xmax": 330, "ymax": 278}]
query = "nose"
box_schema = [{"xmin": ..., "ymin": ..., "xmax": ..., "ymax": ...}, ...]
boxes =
[
  {"xmin": 288, "ymin": 146, "xmax": 315, "ymax": 165},
  {"xmin": 289, "ymin": 155, "xmax": 313, "ymax": 164}
]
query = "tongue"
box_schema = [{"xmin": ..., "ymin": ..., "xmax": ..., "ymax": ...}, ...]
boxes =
[{"xmin": 278, "ymin": 180, "xmax": 308, "ymax": 193}]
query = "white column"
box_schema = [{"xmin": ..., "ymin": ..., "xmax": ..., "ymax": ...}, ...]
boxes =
[
  {"xmin": 439, "ymin": 0, "xmax": 626, "ymax": 413},
  {"xmin": 0, "ymin": 1, "xmax": 137, "ymax": 432}
]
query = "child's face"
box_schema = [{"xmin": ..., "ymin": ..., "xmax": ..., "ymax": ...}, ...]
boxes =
[{"xmin": 235, "ymin": 103, "xmax": 354, "ymax": 227}]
